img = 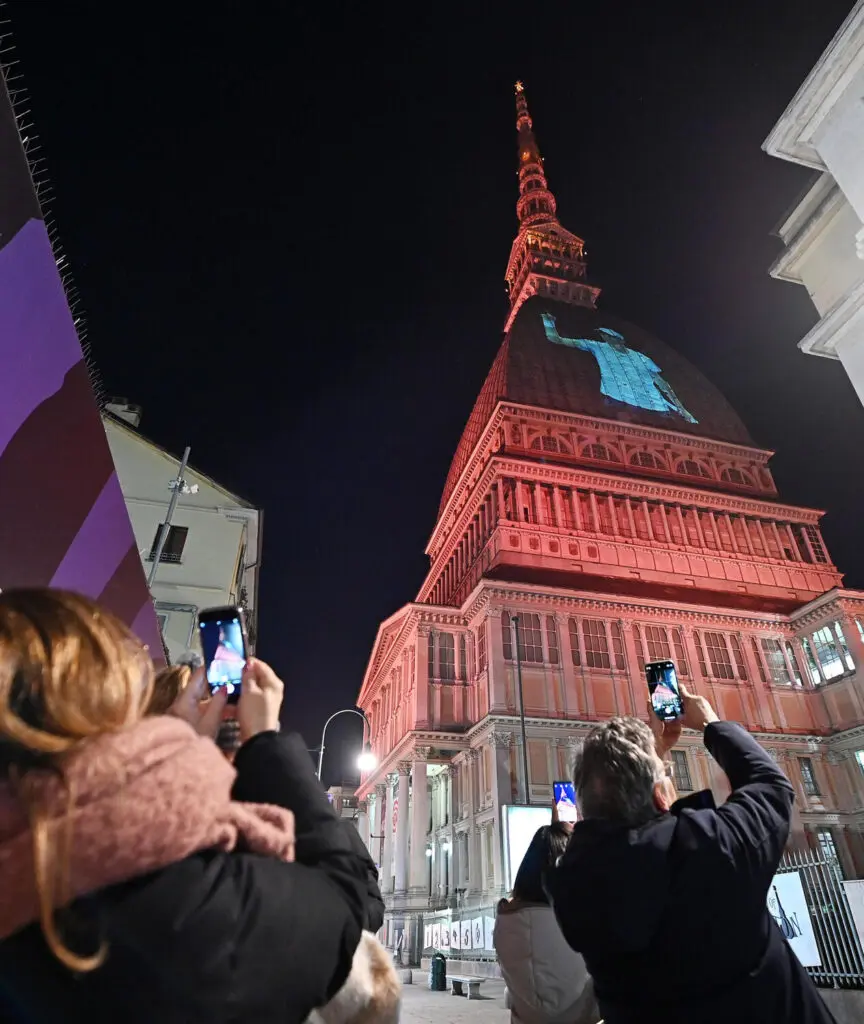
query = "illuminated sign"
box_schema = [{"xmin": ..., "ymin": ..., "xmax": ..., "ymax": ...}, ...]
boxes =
[
  {"xmin": 541, "ymin": 313, "xmax": 698, "ymax": 425},
  {"xmin": 501, "ymin": 804, "xmax": 553, "ymax": 892}
]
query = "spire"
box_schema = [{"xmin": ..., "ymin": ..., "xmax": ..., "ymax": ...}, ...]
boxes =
[
  {"xmin": 504, "ymin": 82, "xmax": 600, "ymax": 331},
  {"xmin": 514, "ymin": 81, "xmax": 557, "ymax": 226}
]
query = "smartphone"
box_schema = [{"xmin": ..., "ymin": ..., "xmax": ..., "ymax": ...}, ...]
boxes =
[
  {"xmin": 553, "ymin": 780, "xmax": 579, "ymax": 823},
  {"xmin": 646, "ymin": 660, "xmax": 684, "ymax": 721},
  {"xmin": 198, "ymin": 606, "xmax": 248, "ymax": 704}
]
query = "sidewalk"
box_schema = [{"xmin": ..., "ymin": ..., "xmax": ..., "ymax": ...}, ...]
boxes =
[{"xmin": 401, "ymin": 976, "xmax": 509, "ymax": 1023}]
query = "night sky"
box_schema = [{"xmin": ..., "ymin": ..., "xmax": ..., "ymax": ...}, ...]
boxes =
[{"xmin": 9, "ymin": 1, "xmax": 863, "ymax": 781}]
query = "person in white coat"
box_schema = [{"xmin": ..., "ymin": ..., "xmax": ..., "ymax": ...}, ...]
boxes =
[{"xmin": 494, "ymin": 824, "xmax": 600, "ymax": 1024}]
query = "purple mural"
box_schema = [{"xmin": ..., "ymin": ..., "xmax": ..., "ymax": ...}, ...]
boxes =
[{"xmin": 0, "ymin": 72, "xmax": 164, "ymax": 662}]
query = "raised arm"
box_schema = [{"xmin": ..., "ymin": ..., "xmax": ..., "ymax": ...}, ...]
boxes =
[{"xmin": 541, "ymin": 313, "xmax": 590, "ymax": 351}]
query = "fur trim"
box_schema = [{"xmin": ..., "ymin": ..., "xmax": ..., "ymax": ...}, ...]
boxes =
[{"xmin": 307, "ymin": 932, "xmax": 401, "ymax": 1024}]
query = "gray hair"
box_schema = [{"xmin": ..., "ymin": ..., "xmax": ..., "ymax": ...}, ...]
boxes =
[{"xmin": 572, "ymin": 717, "xmax": 665, "ymax": 827}]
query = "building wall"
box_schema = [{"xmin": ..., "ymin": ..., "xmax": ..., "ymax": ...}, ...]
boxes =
[
  {"xmin": 765, "ymin": 4, "xmax": 864, "ymax": 406},
  {"xmin": 103, "ymin": 417, "xmax": 260, "ymax": 663}
]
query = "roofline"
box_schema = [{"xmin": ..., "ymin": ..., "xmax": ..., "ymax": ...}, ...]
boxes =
[
  {"xmin": 102, "ymin": 410, "xmax": 257, "ymax": 510},
  {"xmin": 763, "ymin": 3, "xmax": 864, "ymax": 169}
]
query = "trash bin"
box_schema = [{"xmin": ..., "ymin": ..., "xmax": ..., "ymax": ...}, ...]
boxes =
[{"xmin": 429, "ymin": 952, "xmax": 447, "ymax": 991}]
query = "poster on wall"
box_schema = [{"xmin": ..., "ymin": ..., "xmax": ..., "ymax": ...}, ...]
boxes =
[
  {"xmin": 461, "ymin": 920, "xmax": 471, "ymax": 950},
  {"xmin": 423, "ymin": 925, "xmax": 431, "ymax": 950},
  {"xmin": 843, "ymin": 880, "xmax": 864, "ymax": 950},
  {"xmin": 484, "ymin": 915, "xmax": 495, "ymax": 950},
  {"xmin": 439, "ymin": 919, "xmax": 450, "ymax": 950},
  {"xmin": 472, "ymin": 917, "xmax": 484, "ymax": 950},
  {"xmin": 431, "ymin": 923, "xmax": 440, "ymax": 949},
  {"xmin": 767, "ymin": 872, "xmax": 820, "ymax": 967},
  {"xmin": 450, "ymin": 922, "xmax": 461, "ymax": 950}
]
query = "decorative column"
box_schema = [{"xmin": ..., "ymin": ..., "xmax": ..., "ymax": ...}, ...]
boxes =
[
  {"xmin": 380, "ymin": 774, "xmax": 396, "ymax": 895},
  {"xmin": 467, "ymin": 824, "xmax": 482, "ymax": 895},
  {"xmin": 373, "ymin": 784, "xmax": 386, "ymax": 868},
  {"xmin": 415, "ymin": 626, "xmax": 431, "ymax": 729},
  {"xmin": 409, "ymin": 750, "xmax": 430, "ymax": 894},
  {"xmin": 487, "ymin": 608, "xmax": 508, "ymax": 712},
  {"xmin": 394, "ymin": 762, "xmax": 411, "ymax": 894},
  {"xmin": 487, "ymin": 732, "xmax": 512, "ymax": 894}
]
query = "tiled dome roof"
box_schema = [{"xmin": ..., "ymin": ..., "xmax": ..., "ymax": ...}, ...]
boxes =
[{"xmin": 439, "ymin": 296, "xmax": 752, "ymax": 514}]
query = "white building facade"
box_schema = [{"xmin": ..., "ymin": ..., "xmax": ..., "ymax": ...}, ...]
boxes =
[
  {"xmin": 764, "ymin": 3, "xmax": 864, "ymax": 406},
  {"xmin": 103, "ymin": 401, "xmax": 261, "ymax": 663}
]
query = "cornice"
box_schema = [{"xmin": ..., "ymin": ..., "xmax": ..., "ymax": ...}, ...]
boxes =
[
  {"xmin": 428, "ymin": 399, "xmax": 777, "ymax": 557},
  {"xmin": 463, "ymin": 579, "xmax": 799, "ymax": 630}
]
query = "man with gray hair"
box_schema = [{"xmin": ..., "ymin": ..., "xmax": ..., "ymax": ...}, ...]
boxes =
[{"xmin": 546, "ymin": 688, "xmax": 835, "ymax": 1024}]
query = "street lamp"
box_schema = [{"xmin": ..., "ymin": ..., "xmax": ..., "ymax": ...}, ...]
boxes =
[{"xmin": 316, "ymin": 708, "xmax": 377, "ymax": 780}]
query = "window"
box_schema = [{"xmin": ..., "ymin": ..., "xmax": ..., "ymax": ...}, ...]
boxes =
[
  {"xmin": 148, "ymin": 524, "xmax": 188, "ymax": 563},
  {"xmin": 677, "ymin": 459, "xmax": 710, "ymax": 479},
  {"xmin": 729, "ymin": 634, "xmax": 748, "ymax": 681},
  {"xmin": 811, "ymin": 624, "xmax": 847, "ymax": 682},
  {"xmin": 815, "ymin": 828, "xmax": 843, "ymax": 875},
  {"xmin": 568, "ymin": 617, "xmax": 582, "ymax": 667},
  {"xmin": 760, "ymin": 638, "xmax": 793, "ymax": 686},
  {"xmin": 531, "ymin": 434, "xmax": 571, "ymax": 454},
  {"xmin": 609, "ymin": 622, "xmax": 626, "ymax": 670},
  {"xmin": 671, "ymin": 628, "xmax": 689, "ymax": 677},
  {"xmin": 582, "ymin": 443, "xmax": 618, "ymax": 462},
  {"xmin": 156, "ymin": 612, "xmax": 169, "ymax": 633},
  {"xmin": 692, "ymin": 630, "xmax": 709, "ymax": 678},
  {"xmin": 545, "ymin": 616, "xmax": 560, "ymax": 665},
  {"xmin": 645, "ymin": 625, "xmax": 671, "ymax": 662},
  {"xmin": 516, "ymin": 613, "xmax": 543, "ymax": 663},
  {"xmin": 834, "ymin": 623, "xmax": 855, "ymax": 672},
  {"xmin": 631, "ymin": 450, "xmax": 663, "ymax": 470},
  {"xmin": 428, "ymin": 631, "xmax": 455, "ymax": 681},
  {"xmin": 703, "ymin": 631, "xmax": 735, "ymax": 680},
  {"xmin": 856, "ymin": 750, "xmax": 864, "ymax": 776},
  {"xmin": 750, "ymin": 638, "xmax": 767, "ymax": 683},
  {"xmin": 501, "ymin": 612, "xmax": 543, "ymax": 663},
  {"xmin": 597, "ymin": 496, "xmax": 615, "ymax": 535},
  {"xmin": 785, "ymin": 642, "xmax": 804, "ymax": 686},
  {"xmin": 670, "ymin": 750, "xmax": 693, "ymax": 792},
  {"xmin": 721, "ymin": 467, "xmax": 753, "ymax": 486},
  {"xmin": 582, "ymin": 619, "xmax": 611, "ymax": 670},
  {"xmin": 459, "ymin": 634, "xmax": 467, "ymax": 680},
  {"xmin": 477, "ymin": 621, "xmax": 487, "ymax": 673},
  {"xmin": 799, "ymin": 757, "xmax": 819, "ymax": 797},
  {"xmin": 804, "ymin": 526, "xmax": 828, "ymax": 564}
]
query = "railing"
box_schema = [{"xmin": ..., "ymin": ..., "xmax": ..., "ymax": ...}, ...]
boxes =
[{"xmin": 778, "ymin": 848, "xmax": 864, "ymax": 988}]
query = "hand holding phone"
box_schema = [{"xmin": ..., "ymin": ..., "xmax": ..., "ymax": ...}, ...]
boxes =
[{"xmin": 198, "ymin": 606, "xmax": 248, "ymax": 705}]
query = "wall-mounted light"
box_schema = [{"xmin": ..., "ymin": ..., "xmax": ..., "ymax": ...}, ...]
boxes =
[
  {"xmin": 425, "ymin": 847, "xmax": 433, "ymax": 858},
  {"xmin": 442, "ymin": 841, "xmax": 452, "ymax": 854}
]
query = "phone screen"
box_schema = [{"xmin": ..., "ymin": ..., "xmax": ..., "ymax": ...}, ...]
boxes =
[
  {"xmin": 553, "ymin": 780, "xmax": 578, "ymax": 823},
  {"xmin": 646, "ymin": 660, "xmax": 683, "ymax": 721},
  {"xmin": 199, "ymin": 609, "xmax": 247, "ymax": 703}
]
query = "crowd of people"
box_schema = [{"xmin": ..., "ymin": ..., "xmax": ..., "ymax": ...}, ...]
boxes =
[
  {"xmin": 0, "ymin": 586, "xmax": 839, "ymax": 1023},
  {"xmin": 496, "ymin": 686, "xmax": 837, "ymax": 1024}
]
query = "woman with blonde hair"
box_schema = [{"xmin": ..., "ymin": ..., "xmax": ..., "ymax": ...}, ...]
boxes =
[{"xmin": 0, "ymin": 588, "xmax": 399, "ymax": 1023}]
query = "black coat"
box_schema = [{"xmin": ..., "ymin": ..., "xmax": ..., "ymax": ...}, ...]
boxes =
[
  {"xmin": 547, "ymin": 722, "xmax": 836, "ymax": 1024},
  {"xmin": 0, "ymin": 731, "xmax": 378, "ymax": 1024}
]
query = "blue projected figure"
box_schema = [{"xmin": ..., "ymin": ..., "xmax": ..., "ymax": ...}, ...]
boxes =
[{"xmin": 541, "ymin": 313, "xmax": 698, "ymax": 424}]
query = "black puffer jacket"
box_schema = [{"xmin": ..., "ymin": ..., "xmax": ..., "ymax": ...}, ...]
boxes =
[{"xmin": 0, "ymin": 731, "xmax": 369, "ymax": 1024}]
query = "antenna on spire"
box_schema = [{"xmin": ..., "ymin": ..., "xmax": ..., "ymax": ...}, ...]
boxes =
[{"xmin": 513, "ymin": 81, "xmax": 556, "ymax": 226}]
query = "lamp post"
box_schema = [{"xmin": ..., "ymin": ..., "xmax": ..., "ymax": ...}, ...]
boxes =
[
  {"xmin": 316, "ymin": 708, "xmax": 376, "ymax": 781},
  {"xmin": 511, "ymin": 615, "xmax": 531, "ymax": 805}
]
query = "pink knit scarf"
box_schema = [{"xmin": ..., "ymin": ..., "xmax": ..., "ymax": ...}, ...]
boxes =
[{"xmin": 0, "ymin": 716, "xmax": 295, "ymax": 941}]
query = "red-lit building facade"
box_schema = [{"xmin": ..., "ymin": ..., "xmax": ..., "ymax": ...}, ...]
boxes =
[{"xmin": 355, "ymin": 84, "xmax": 864, "ymax": 960}]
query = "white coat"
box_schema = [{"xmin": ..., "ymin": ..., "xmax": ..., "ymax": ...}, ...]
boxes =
[{"xmin": 494, "ymin": 898, "xmax": 600, "ymax": 1024}]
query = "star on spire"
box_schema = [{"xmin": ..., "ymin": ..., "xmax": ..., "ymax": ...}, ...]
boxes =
[{"xmin": 514, "ymin": 80, "xmax": 524, "ymax": 93}]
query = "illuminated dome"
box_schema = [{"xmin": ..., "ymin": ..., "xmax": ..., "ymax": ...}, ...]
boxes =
[{"xmin": 440, "ymin": 295, "xmax": 753, "ymax": 513}]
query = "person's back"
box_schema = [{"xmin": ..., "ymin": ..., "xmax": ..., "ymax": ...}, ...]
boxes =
[
  {"xmin": 0, "ymin": 588, "xmax": 399, "ymax": 1024},
  {"xmin": 494, "ymin": 823, "xmax": 599, "ymax": 1024},
  {"xmin": 547, "ymin": 692, "xmax": 836, "ymax": 1024}
]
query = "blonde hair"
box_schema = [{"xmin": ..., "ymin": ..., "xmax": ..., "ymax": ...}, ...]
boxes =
[{"xmin": 0, "ymin": 588, "xmax": 154, "ymax": 971}]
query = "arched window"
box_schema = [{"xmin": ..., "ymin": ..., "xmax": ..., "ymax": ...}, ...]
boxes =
[
  {"xmin": 581, "ymin": 443, "xmax": 620, "ymax": 463},
  {"xmin": 677, "ymin": 459, "xmax": 711, "ymax": 479},
  {"xmin": 721, "ymin": 467, "xmax": 754, "ymax": 486},
  {"xmin": 530, "ymin": 435, "xmax": 572, "ymax": 455},
  {"xmin": 631, "ymin": 450, "xmax": 663, "ymax": 470}
]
